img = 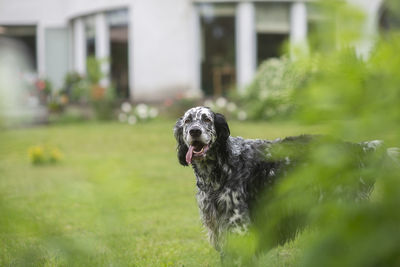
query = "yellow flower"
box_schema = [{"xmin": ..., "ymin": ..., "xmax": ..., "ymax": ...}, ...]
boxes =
[
  {"xmin": 28, "ymin": 145, "xmax": 63, "ymax": 165},
  {"xmin": 28, "ymin": 146, "xmax": 45, "ymax": 164},
  {"xmin": 49, "ymin": 147, "xmax": 63, "ymax": 163}
]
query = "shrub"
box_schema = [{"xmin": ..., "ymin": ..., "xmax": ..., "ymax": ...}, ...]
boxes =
[
  {"xmin": 241, "ymin": 57, "xmax": 310, "ymax": 120},
  {"xmin": 90, "ymin": 86, "xmax": 116, "ymax": 121},
  {"xmin": 60, "ymin": 57, "xmax": 117, "ymax": 120},
  {"xmin": 86, "ymin": 57, "xmax": 117, "ymax": 120},
  {"xmin": 62, "ymin": 72, "xmax": 90, "ymax": 103}
]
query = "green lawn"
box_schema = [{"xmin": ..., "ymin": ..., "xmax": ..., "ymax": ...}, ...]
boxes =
[{"xmin": 0, "ymin": 120, "xmax": 324, "ymax": 266}]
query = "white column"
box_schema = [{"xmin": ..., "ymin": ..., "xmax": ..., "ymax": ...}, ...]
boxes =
[
  {"xmin": 191, "ymin": 5, "xmax": 202, "ymax": 97},
  {"xmin": 290, "ymin": 1, "xmax": 308, "ymax": 57},
  {"xmin": 128, "ymin": 5, "xmax": 135, "ymax": 101},
  {"xmin": 73, "ymin": 18, "xmax": 86, "ymax": 75},
  {"xmin": 350, "ymin": 0, "xmax": 383, "ymax": 58},
  {"xmin": 36, "ymin": 23, "xmax": 45, "ymax": 77},
  {"xmin": 236, "ymin": 2, "xmax": 256, "ymax": 92},
  {"xmin": 68, "ymin": 23, "xmax": 74, "ymax": 72},
  {"xmin": 95, "ymin": 13, "xmax": 110, "ymax": 87}
]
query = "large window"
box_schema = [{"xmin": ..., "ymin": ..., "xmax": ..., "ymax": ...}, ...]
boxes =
[
  {"xmin": 255, "ymin": 3, "xmax": 290, "ymax": 65},
  {"xmin": 198, "ymin": 3, "xmax": 236, "ymax": 96}
]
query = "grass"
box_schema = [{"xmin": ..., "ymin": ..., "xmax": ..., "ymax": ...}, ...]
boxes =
[{"xmin": 0, "ymin": 120, "xmax": 325, "ymax": 266}]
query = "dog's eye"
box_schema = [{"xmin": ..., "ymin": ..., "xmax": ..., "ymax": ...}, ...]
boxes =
[
  {"xmin": 203, "ymin": 117, "xmax": 212, "ymax": 123},
  {"xmin": 184, "ymin": 118, "xmax": 191, "ymax": 124}
]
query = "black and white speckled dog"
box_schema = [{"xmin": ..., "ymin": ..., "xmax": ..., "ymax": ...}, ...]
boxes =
[{"xmin": 174, "ymin": 106, "xmax": 397, "ymax": 253}]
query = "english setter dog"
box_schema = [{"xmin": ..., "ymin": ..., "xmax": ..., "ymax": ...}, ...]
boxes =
[{"xmin": 174, "ymin": 106, "xmax": 398, "ymax": 254}]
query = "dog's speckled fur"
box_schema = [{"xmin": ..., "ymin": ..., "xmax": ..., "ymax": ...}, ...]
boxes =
[{"xmin": 174, "ymin": 106, "xmax": 389, "ymax": 252}]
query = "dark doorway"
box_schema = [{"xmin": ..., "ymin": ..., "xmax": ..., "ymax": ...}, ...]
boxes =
[
  {"xmin": 257, "ymin": 33, "xmax": 288, "ymax": 65},
  {"xmin": 379, "ymin": 6, "xmax": 400, "ymax": 33},
  {"xmin": 200, "ymin": 15, "xmax": 236, "ymax": 96},
  {"xmin": 255, "ymin": 2, "xmax": 290, "ymax": 66},
  {"xmin": 85, "ymin": 18, "xmax": 96, "ymax": 57},
  {"xmin": 110, "ymin": 25, "xmax": 129, "ymax": 98}
]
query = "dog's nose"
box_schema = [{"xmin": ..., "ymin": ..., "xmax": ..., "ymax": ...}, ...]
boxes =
[{"xmin": 189, "ymin": 128, "xmax": 202, "ymax": 137}]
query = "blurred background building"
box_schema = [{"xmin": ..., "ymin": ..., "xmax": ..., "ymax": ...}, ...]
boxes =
[{"xmin": 0, "ymin": 0, "xmax": 389, "ymax": 101}]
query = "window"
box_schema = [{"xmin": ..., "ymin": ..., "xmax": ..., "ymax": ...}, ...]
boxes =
[
  {"xmin": 198, "ymin": 3, "xmax": 236, "ymax": 96},
  {"xmin": 255, "ymin": 3, "xmax": 290, "ymax": 65}
]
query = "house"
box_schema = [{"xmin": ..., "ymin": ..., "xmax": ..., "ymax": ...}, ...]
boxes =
[{"xmin": 0, "ymin": 0, "xmax": 387, "ymax": 102}]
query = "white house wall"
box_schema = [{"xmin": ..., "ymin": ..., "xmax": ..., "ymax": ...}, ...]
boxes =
[
  {"xmin": 0, "ymin": 0, "xmax": 386, "ymax": 101},
  {"xmin": 236, "ymin": 2, "xmax": 257, "ymax": 92},
  {"xmin": 0, "ymin": 0, "xmax": 68, "ymax": 82},
  {"xmin": 130, "ymin": 0, "xmax": 199, "ymax": 100},
  {"xmin": 347, "ymin": 0, "xmax": 384, "ymax": 57},
  {"xmin": 61, "ymin": 0, "xmax": 199, "ymax": 101},
  {"xmin": 0, "ymin": 0, "xmax": 68, "ymax": 26}
]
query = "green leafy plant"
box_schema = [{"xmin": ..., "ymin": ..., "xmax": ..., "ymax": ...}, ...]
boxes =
[
  {"xmin": 86, "ymin": 56, "xmax": 103, "ymax": 85},
  {"xmin": 62, "ymin": 72, "xmax": 90, "ymax": 103},
  {"xmin": 86, "ymin": 57, "xmax": 116, "ymax": 120}
]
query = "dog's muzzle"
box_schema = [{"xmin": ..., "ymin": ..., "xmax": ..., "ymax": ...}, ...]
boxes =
[{"xmin": 186, "ymin": 127, "xmax": 210, "ymax": 164}]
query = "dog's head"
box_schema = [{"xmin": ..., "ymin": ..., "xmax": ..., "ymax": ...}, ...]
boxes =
[{"xmin": 174, "ymin": 106, "xmax": 230, "ymax": 166}]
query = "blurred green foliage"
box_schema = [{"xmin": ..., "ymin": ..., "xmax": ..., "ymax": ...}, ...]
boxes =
[
  {"xmin": 62, "ymin": 72, "xmax": 90, "ymax": 103},
  {"xmin": 225, "ymin": 0, "xmax": 400, "ymax": 266},
  {"xmin": 86, "ymin": 57, "xmax": 116, "ymax": 120},
  {"xmin": 86, "ymin": 56, "xmax": 103, "ymax": 85},
  {"xmin": 241, "ymin": 57, "xmax": 309, "ymax": 120}
]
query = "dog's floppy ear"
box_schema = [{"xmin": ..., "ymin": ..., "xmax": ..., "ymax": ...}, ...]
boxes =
[
  {"xmin": 214, "ymin": 113, "xmax": 230, "ymax": 142},
  {"xmin": 174, "ymin": 118, "xmax": 189, "ymax": 166}
]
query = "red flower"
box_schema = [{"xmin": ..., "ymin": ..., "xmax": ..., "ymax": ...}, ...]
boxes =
[{"xmin": 35, "ymin": 80, "xmax": 46, "ymax": 91}]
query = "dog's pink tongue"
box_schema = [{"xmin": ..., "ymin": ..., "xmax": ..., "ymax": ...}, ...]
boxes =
[{"xmin": 186, "ymin": 145, "xmax": 194, "ymax": 164}]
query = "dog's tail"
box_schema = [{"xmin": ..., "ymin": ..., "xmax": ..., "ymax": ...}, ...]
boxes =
[
  {"xmin": 387, "ymin": 147, "xmax": 400, "ymax": 164},
  {"xmin": 361, "ymin": 140, "xmax": 400, "ymax": 165}
]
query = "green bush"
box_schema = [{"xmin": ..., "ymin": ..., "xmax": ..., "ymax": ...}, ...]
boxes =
[
  {"xmin": 60, "ymin": 57, "xmax": 116, "ymax": 120},
  {"xmin": 62, "ymin": 72, "xmax": 90, "ymax": 103},
  {"xmin": 86, "ymin": 56, "xmax": 103, "ymax": 85},
  {"xmin": 90, "ymin": 86, "xmax": 116, "ymax": 120},
  {"xmin": 241, "ymin": 57, "xmax": 310, "ymax": 120}
]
